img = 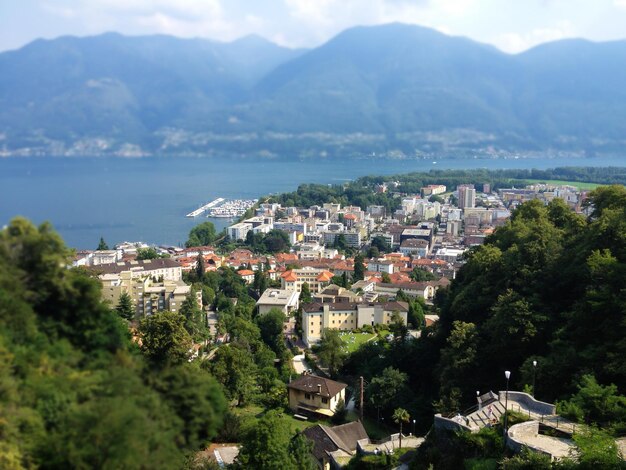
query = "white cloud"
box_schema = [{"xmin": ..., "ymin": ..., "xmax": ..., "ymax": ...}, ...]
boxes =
[
  {"xmin": 497, "ymin": 20, "xmax": 574, "ymax": 53},
  {"xmin": 614, "ymin": 0, "xmax": 626, "ymax": 8}
]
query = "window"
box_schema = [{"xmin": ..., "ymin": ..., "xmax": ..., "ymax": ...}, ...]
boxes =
[
  {"xmin": 322, "ymin": 398, "xmax": 328, "ymax": 404},
  {"xmin": 305, "ymin": 393, "xmax": 311, "ymax": 400}
]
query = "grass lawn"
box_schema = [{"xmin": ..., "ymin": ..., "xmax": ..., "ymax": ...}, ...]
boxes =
[
  {"xmin": 510, "ymin": 179, "xmax": 604, "ymax": 190},
  {"xmin": 339, "ymin": 331, "xmax": 377, "ymax": 353},
  {"xmin": 233, "ymin": 403, "xmax": 324, "ymax": 433}
]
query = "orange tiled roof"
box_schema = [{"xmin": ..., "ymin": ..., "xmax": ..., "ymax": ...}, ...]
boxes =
[
  {"xmin": 316, "ymin": 270, "xmax": 334, "ymax": 282},
  {"xmin": 281, "ymin": 270, "xmax": 298, "ymax": 282},
  {"xmin": 237, "ymin": 269, "xmax": 255, "ymax": 276}
]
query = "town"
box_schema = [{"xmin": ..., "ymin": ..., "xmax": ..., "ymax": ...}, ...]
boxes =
[{"xmin": 67, "ymin": 178, "xmax": 615, "ymax": 469}]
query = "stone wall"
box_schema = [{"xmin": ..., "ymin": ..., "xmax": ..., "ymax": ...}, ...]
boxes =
[
  {"xmin": 499, "ymin": 391, "xmax": 556, "ymax": 416},
  {"xmin": 433, "ymin": 414, "xmax": 473, "ymax": 433}
]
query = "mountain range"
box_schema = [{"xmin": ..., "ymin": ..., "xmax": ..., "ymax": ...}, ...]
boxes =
[{"xmin": 1, "ymin": 23, "xmax": 625, "ymax": 158}]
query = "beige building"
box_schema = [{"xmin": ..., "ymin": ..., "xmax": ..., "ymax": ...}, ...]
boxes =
[
  {"xmin": 100, "ymin": 271, "xmax": 200, "ymax": 319},
  {"xmin": 287, "ymin": 374, "xmax": 347, "ymax": 417},
  {"xmin": 302, "ymin": 301, "xmax": 408, "ymax": 346},
  {"xmin": 92, "ymin": 258, "xmax": 183, "ymax": 282},
  {"xmin": 280, "ymin": 267, "xmax": 334, "ymax": 293},
  {"xmin": 255, "ymin": 288, "xmax": 300, "ymax": 316}
]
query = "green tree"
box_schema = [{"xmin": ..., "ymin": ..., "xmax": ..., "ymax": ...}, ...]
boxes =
[
  {"xmin": 558, "ymin": 375, "xmax": 626, "ymax": 428},
  {"xmin": 263, "ymin": 230, "xmax": 291, "ymax": 253},
  {"xmin": 256, "ymin": 308, "xmax": 286, "ymax": 357},
  {"xmin": 97, "ymin": 237, "xmax": 109, "ymax": 250},
  {"xmin": 410, "ymin": 267, "xmax": 436, "ymax": 282},
  {"xmin": 139, "ymin": 311, "xmax": 193, "ymax": 366},
  {"xmin": 381, "ymin": 272, "xmax": 391, "ymax": 284},
  {"xmin": 392, "ymin": 408, "xmax": 410, "ymax": 448},
  {"xmin": 334, "ymin": 234, "xmax": 347, "ymax": 251},
  {"xmin": 332, "ymin": 398, "xmax": 348, "ymax": 425},
  {"xmin": 288, "ymin": 432, "xmax": 317, "ymax": 470},
  {"xmin": 179, "ymin": 291, "xmax": 207, "ymax": 342},
  {"xmin": 371, "ymin": 236, "xmax": 390, "ymax": 253},
  {"xmin": 209, "ymin": 344, "xmax": 257, "ymax": 406},
  {"xmin": 136, "ymin": 247, "xmax": 159, "ymax": 260},
  {"xmin": 186, "ymin": 222, "xmax": 217, "ymax": 248},
  {"xmin": 353, "ymin": 253, "xmax": 366, "ymax": 281},
  {"xmin": 236, "ymin": 410, "xmax": 293, "ymax": 469},
  {"xmin": 368, "ymin": 367, "xmax": 409, "ymax": 412},
  {"xmin": 195, "ymin": 254, "xmax": 205, "ymax": 281},
  {"xmin": 318, "ymin": 329, "xmax": 346, "ymax": 377},
  {"xmin": 151, "ymin": 363, "xmax": 227, "ymax": 450},
  {"xmin": 115, "ymin": 291, "xmax": 135, "ymax": 322},
  {"xmin": 300, "ymin": 282, "xmax": 312, "ymax": 304},
  {"xmin": 572, "ymin": 427, "xmax": 625, "ymax": 469}
]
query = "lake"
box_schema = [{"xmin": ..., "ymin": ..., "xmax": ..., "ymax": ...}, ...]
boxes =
[{"xmin": 1, "ymin": 155, "xmax": 624, "ymax": 249}]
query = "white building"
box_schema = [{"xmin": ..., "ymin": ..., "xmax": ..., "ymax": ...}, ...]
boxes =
[
  {"xmin": 228, "ymin": 222, "xmax": 252, "ymax": 241},
  {"xmin": 256, "ymin": 289, "xmax": 300, "ymax": 316}
]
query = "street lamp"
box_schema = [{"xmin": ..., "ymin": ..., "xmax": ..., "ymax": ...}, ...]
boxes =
[
  {"xmin": 532, "ymin": 360, "xmax": 538, "ymax": 398},
  {"xmin": 503, "ymin": 370, "xmax": 511, "ymax": 442},
  {"xmin": 476, "ymin": 390, "xmax": 481, "ymax": 410},
  {"xmin": 412, "ymin": 419, "xmax": 416, "ymax": 436}
]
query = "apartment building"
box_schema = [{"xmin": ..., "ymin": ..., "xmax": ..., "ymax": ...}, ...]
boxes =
[
  {"xmin": 280, "ymin": 267, "xmax": 334, "ymax": 293},
  {"xmin": 302, "ymin": 301, "xmax": 408, "ymax": 346}
]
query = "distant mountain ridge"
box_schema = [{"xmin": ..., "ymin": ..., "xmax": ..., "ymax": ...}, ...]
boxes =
[{"xmin": 1, "ymin": 23, "xmax": 625, "ymax": 158}]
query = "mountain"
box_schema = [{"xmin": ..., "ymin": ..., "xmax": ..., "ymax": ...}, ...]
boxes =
[{"xmin": 1, "ymin": 24, "xmax": 625, "ymax": 157}]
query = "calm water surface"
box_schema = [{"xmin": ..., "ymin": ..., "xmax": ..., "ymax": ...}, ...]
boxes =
[{"xmin": 1, "ymin": 156, "xmax": 624, "ymax": 248}]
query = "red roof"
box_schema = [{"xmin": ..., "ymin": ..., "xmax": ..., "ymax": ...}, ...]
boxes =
[
  {"xmin": 237, "ymin": 269, "xmax": 255, "ymax": 276},
  {"xmin": 281, "ymin": 271, "xmax": 298, "ymax": 282}
]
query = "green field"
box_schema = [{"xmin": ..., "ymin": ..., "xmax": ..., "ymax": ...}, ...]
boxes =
[
  {"xmin": 234, "ymin": 404, "xmax": 321, "ymax": 433},
  {"xmin": 340, "ymin": 332, "xmax": 377, "ymax": 353},
  {"xmin": 512, "ymin": 179, "xmax": 604, "ymax": 190}
]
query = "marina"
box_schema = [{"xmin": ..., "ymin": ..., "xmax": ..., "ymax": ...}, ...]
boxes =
[
  {"xmin": 185, "ymin": 198, "xmax": 225, "ymax": 218},
  {"xmin": 206, "ymin": 199, "xmax": 258, "ymax": 218}
]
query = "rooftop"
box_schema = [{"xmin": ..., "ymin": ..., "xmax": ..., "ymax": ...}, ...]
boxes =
[{"xmin": 287, "ymin": 374, "xmax": 347, "ymax": 398}]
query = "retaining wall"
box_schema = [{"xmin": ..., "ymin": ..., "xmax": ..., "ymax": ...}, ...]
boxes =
[{"xmin": 499, "ymin": 391, "xmax": 556, "ymax": 415}]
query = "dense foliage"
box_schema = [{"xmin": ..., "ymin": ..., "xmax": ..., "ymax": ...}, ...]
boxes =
[{"xmin": 0, "ymin": 218, "xmax": 226, "ymax": 469}]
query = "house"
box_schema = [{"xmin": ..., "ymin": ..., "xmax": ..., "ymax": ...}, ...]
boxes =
[
  {"xmin": 400, "ymin": 238, "xmax": 429, "ymax": 257},
  {"xmin": 288, "ymin": 374, "xmax": 347, "ymax": 417},
  {"xmin": 303, "ymin": 421, "xmax": 369, "ymax": 470},
  {"xmin": 89, "ymin": 258, "xmax": 183, "ymax": 282},
  {"xmin": 237, "ymin": 269, "xmax": 255, "ymax": 284},
  {"xmin": 367, "ymin": 259, "xmax": 395, "ymax": 274},
  {"xmin": 256, "ymin": 289, "xmax": 300, "ymax": 315}
]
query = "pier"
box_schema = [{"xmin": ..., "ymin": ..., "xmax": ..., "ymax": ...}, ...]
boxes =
[{"xmin": 186, "ymin": 198, "xmax": 225, "ymax": 218}]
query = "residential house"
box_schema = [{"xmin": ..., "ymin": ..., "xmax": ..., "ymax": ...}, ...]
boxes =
[
  {"xmin": 303, "ymin": 421, "xmax": 369, "ymax": 470},
  {"xmin": 288, "ymin": 374, "xmax": 347, "ymax": 417}
]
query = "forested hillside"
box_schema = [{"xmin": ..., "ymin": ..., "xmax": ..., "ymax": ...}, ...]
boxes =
[
  {"xmin": 344, "ymin": 186, "xmax": 626, "ymax": 438},
  {"xmin": 0, "ymin": 218, "xmax": 227, "ymax": 469}
]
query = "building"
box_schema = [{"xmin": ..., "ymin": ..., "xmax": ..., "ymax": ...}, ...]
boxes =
[
  {"xmin": 287, "ymin": 374, "xmax": 347, "ymax": 417},
  {"xmin": 399, "ymin": 239, "xmax": 429, "ymax": 258},
  {"xmin": 100, "ymin": 272, "xmax": 199, "ymax": 318},
  {"xmin": 434, "ymin": 247, "xmax": 467, "ymax": 262},
  {"xmin": 303, "ymin": 421, "xmax": 369, "ymax": 470},
  {"xmin": 366, "ymin": 259, "xmax": 395, "ymax": 274},
  {"xmin": 256, "ymin": 288, "xmax": 300, "ymax": 315},
  {"xmin": 422, "ymin": 184, "xmax": 447, "ymax": 196},
  {"xmin": 227, "ymin": 222, "xmax": 252, "ymax": 241},
  {"xmin": 90, "ymin": 258, "xmax": 183, "ymax": 282},
  {"xmin": 237, "ymin": 269, "xmax": 255, "ymax": 284},
  {"xmin": 302, "ymin": 301, "xmax": 408, "ymax": 346},
  {"xmin": 281, "ymin": 267, "xmax": 334, "ymax": 293},
  {"xmin": 374, "ymin": 281, "xmax": 437, "ymax": 300},
  {"xmin": 457, "ymin": 184, "xmax": 476, "ymax": 209}
]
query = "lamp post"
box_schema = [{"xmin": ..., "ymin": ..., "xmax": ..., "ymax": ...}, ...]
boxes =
[
  {"xmin": 477, "ymin": 390, "xmax": 481, "ymax": 410},
  {"xmin": 532, "ymin": 360, "xmax": 537, "ymax": 398},
  {"xmin": 412, "ymin": 419, "xmax": 416, "ymax": 436},
  {"xmin": 503, "ymin": 370, "xmax": 511, "ymax": 443}
]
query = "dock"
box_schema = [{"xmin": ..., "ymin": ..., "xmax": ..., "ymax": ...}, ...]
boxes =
[{"xmin": 186, "ymin": 198, "xmax": 225, "ymax": 218}]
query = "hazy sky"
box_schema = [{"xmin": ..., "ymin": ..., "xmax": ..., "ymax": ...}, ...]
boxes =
[{"xmin": 2, "ymin": 0, "xmax": 626, "ymax": 53}]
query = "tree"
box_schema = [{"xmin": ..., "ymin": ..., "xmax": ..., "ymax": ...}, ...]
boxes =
[
  {"xmin": 139, "ymin": 311, "xmax": 193, "ymax": 366},
  {"xmin": 371, "ymin": 236, "xmax": 390, "ymax": 253},
  {"xmin": 318, "ymin": 329, "xmax": 346, "ymax": 377},
  {"xmin": 334, "ymin": 234, "xmax": 347, "ymax": 251},
  {"xmin": 332, "ymin": 398, "xmax": 347, "ymax": 425},
  {"xmin": 381, "ymin": 272, "xmax": 391, "ymax": 284},
  {"xmin": 195, "ymin": 254, "xmax": 205, "ymax": 281},
  {"xmin": 179, "ymin": 291, "xmax": 207, "ymax": 342},
  {"xmin": 392, "ymin": 408, "xmax": 410, "ymax": 448},
  {"xmin": 97, "ymin": 237, "xmax": 109, "ymax": 250},
  {"xmin": 115, "ymin": 292, "xmax": 134, "ymax": 322},
  {"xmin": 136, "ymin": 247, "xmax": 160, "ymax": 260},
  {"xmin": 209, "ymin": 344, "xmax": 257, "ymax": 406},
  {"xmin": 558, "ymin": 375, "xmax": 626, "ymax": 428},
  {"xmin": 263, "ymin": 230, "xmax": 291, "ymax": 253},
  {"xmin": 256, "ymin": 308, "xmax": 286, "ymax": 356},
  {"xmin": 151, "ymin": 363, "xmax": 227, "ymax": 450},
  {"xmin": 288, "ymin": 432, "xmax": 316, "ymax": 470},
  {"xmin": 389, "ymin": 311, "xmax": 408, "ymax": 342},
  {"xmin": 368, "ymin": 367, "xmax": 409, "ymax": 413},
  {"xmin": 236, "ymin": 410, "xmax": 293, "ymax": 469},
  {"xmin": 410, "ymin": 267, "xmax": 436, "ymax": 282},
  {"xmin": 353, "ymin": 253, "xmax": 365, "ymax": 281},
  {"xmin": 572, "ymin": 427, "xmax": 625, "ymax": 469},
  {"xmin": 300, "ymin": 282, "xmax": 312, "ymax": 304},
  {"xmin": 186, "ymin": 222, "xmax": 217, "ymax": 248}
]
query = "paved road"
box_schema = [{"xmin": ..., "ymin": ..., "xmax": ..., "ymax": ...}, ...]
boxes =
[{"xmin": 292, "ymin": 354, "xmax": 312, "ymax": 374}]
